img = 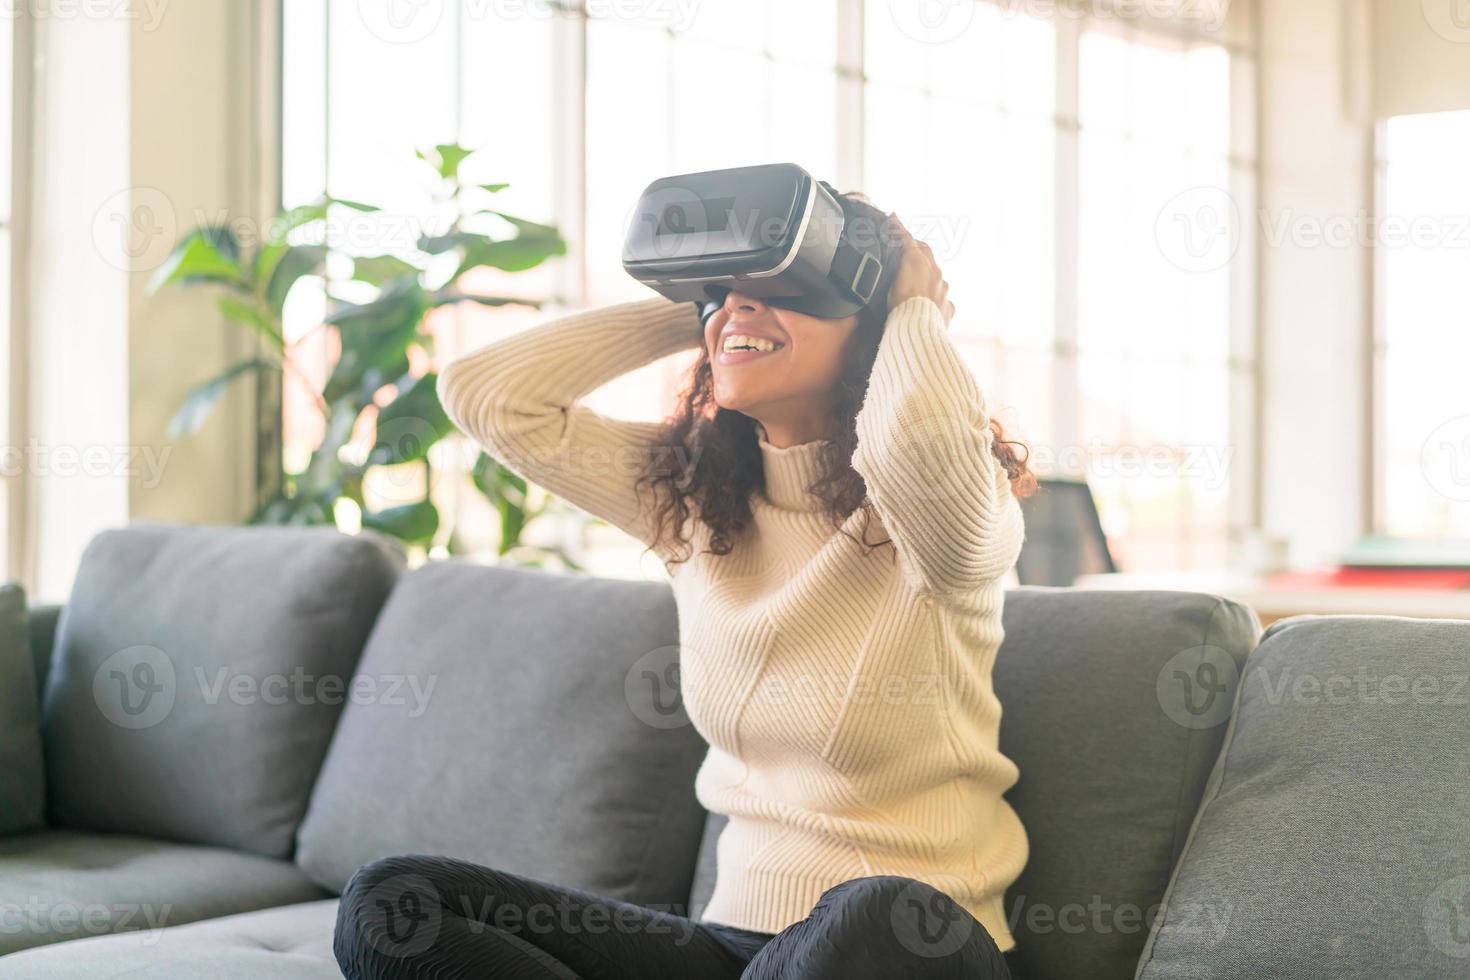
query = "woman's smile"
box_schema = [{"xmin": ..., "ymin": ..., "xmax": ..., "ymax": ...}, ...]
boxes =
[{"xmin": 715, "ymin": 321, "xmax": 789, "ymax": 366}]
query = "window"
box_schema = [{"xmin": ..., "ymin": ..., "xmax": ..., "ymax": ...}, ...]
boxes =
[
  {"xmin": 281, "ymin": 0, "xmax": 1257, "ymax": 576},
  {"xmin": 0, "ymin": 11, "xmax": 13, "ymax": 575},
  {"xmin": 1375, "ymin": 110, "xmax": 1470, "ymax": 539},
  {"xmin": 1072, "ymin": 25, "xmax": 1251, "ymax": 571}
]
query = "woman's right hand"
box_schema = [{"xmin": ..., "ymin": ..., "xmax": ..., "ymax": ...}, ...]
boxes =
[{"xmin": 885, "ymin": 214, "xmax": 955, "ymax": 327}]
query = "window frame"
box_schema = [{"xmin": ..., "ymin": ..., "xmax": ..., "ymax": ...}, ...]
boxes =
[{"xmin": 277, "ymin": 0, "xmax": 1261, "ymax": 572}]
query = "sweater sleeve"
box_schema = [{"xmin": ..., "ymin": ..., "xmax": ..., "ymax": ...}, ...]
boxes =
[
  {"xmin": 436, "ymin": 295, "xmax": 703, "ymax": 556},
  {"xmin": 851, "ymin": 295, "xmax": 1026, "ymax": 596}
]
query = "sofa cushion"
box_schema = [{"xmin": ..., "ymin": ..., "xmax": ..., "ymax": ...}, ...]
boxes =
[
  {"xmin": 295, "ymin": 561, "xmax": 709, "ymax": 911},
  {"xmin": 992, "ymin": 588, "xmax": 1259, "ymax": 980},
  {"xmin": 40, "ymin": 522, "xmax": 404, "ymax": 859},
  {"xmin": 0, "ymin": 582, "xmax": 45, "ymax": 836},
  {"xmin": 1137, "ymin": 615, "xmax": 1470, "ymax": 979},
  {"xmin": 0, "ymin": 897, "xmax": 341, "ymax": 978},
  {"xmin": 0, "ymin": 829, "xmax": 326, "ymax": 956}
]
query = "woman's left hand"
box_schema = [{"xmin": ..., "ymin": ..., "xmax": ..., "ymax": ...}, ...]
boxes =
[{"xmin": 886, "ymin": 214, "xmax": 955, "ymax": 327}]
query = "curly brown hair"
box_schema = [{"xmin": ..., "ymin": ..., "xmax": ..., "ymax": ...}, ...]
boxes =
[{"xmin": 634, "ymin": 191, "xmax": 1036, "ymax": 564}]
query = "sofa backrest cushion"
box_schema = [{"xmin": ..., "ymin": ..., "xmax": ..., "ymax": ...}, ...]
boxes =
[
  {"xmin": 992, "ymin": 587, "xmax": 1259, "ymax": 980},
  {"xmin": 1137, "ymin": 615, "xmax": 1470, "ymax": 979},
  {"xmin": 0, "ymin": 582, "xmax": 45, "ymax": 835},
  {"xmin": 294, "ymin": 561, "xmax": 710, "ymax": 911},
  {"xmin": 40, "ymin": 522, "xmax": 403, "ymax": 859}
]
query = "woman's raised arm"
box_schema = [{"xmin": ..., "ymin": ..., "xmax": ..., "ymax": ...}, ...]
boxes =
[
  {"xmin": 850, "ymin": 227, "xmax": 1025, "ymax": 597},
  {"xmin": 436, "ymin": 296, "xmax": 702, "ymax": 556}
]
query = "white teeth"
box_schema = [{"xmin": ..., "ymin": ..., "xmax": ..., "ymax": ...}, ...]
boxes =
[{"xmin": 723, "ymin": 334, "xmax": 781, "ymax": 353}]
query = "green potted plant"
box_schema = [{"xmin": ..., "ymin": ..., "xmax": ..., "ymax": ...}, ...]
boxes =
[{"xmin": 151, "ymin": 143, "xmax": 582, "ymax": 566}]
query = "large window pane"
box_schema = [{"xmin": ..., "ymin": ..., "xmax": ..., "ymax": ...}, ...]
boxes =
[{"xmin": 1378, "ymin": 110, "xmax": 1470, "ymax": 539}]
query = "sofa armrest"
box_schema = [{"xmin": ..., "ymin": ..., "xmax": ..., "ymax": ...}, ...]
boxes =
[{"xmin": 28, "ymin": 603, "xmax": 62, "ymax": 702}]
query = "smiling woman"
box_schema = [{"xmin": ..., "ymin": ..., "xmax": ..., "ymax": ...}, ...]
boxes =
[{"xmin": 338, "ymin": 178, "xmax": 1036, "ymax": 978}]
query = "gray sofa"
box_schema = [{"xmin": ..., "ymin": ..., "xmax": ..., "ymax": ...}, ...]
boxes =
[{"xmin": 0, "ymin": 522, "xmax": 1465, "ymax": 979}]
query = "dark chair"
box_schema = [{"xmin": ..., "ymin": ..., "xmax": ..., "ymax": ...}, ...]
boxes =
[{"xmin": 1015, "ymin": 478, "xmax": 1117, "ymax": 587}]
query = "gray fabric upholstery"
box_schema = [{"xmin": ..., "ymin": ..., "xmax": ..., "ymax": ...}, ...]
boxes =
[
  {"xmin": 0, "ymin": 829, "xmax": 326, "ymax": 957},
  {"xmin": 27, "ymin": 602, "xmax": 63, "ymax": 702},
  {"xmin": 40, "ymin": 522, "xmax": 404, "ymax": 859},
  {"xmin": 0, "ymin": 582, "xmax": 45, "ymax": 836},
  {"xmin": 1137, "ymin": 615, "xmax": 1470, "ymax": 979},
  {"xmin": 0, "ymin": 897, "xmax": 341, "ymax": 978},
  {"xmin": 689, "ymin": 812, "xmax": 726, "ymax": 922},
  {"xmin": 295, "ymin": 561, "xmax": 709, "ymax": 913},
  {"xmin": 993, "ymin": 588, "xmax": 1259, "ymax": 980}
]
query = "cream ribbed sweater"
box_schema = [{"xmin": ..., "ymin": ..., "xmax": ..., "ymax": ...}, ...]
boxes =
[{"xmin": 437, "ymin": 294, "xmax": 1028, "ymax": 950}]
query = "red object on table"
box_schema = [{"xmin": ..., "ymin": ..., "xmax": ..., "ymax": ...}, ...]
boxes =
[{"xmin": 1264, "ymin": 568, "xmax": 1470, "ymax": 591}]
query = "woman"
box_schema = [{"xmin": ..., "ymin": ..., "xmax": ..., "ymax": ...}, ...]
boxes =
[{"xmin": 335, "ymin": 193, "xmax": 1035, "ymax": 979}]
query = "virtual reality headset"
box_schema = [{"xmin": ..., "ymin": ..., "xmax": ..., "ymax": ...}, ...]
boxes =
[{"xmin": 621, "ymin": 162, "xmax": 885, "ymax": 325}]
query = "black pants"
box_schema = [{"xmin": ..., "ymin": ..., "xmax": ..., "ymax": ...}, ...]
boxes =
[{"xmin": 334, "ymin": 855, "xmax": 1017, "ymax": 979}]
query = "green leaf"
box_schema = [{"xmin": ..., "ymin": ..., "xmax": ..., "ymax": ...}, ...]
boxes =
[
  {"xmin": 479, "ymin": 182, "xmax": 510, "ymax": 194},
  {"xmin": 217, "ymin": 295, "xmax": 284, "ymax": 349},
  {"xmin": 361, "ymin": 498, "xmax": 440, "ymax": 544},
  {"xmin": 417, "ymin": 143, "xmax": 475, "ymax": 180},
  {"xmin": 472, "ymin": 452, "xmax": 531, "ymax": 554},
  {"xmin": 369, "ymin": 373, "xmax": 453, "ymax": 465},
  {"xmin": 149, "ymin": 228, "xmax": 245, "ymax": 293},
  {"xmin": 351, "ymin": 254, "xmax": 421, "ymax": 287},
  {"xmin": 329, "ymin": 196, "xmax": 381, "ymax": 213},
  {"xmin": 454, "ymin": 232, "xmax": 567, "ymax": 280},
  {"xmin": 431, "ymin": 291, "xmax": 542, "ymax": 310},
  {"xmin": 322, "ymin": 280, "xmax": 427, "ymax": 403},
  {"xmin": 265, "ymin": 244, "xmax": 326, "ymax": 315},
  {"xmin": 297, "ymin": 400, "xmax": 360, "ymax": 499},
  {"xmin": 482, "ymin": 211, "xmax": 562, "ymax": 241},
  {"xmin": 168, "ymin": 359, "xmax": 273, "ymax": 437}
]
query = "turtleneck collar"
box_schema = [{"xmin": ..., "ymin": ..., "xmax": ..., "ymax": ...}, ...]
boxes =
[{"xmin": 758, "ymin": 436, "xmax": 830, "ymax": 511}]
